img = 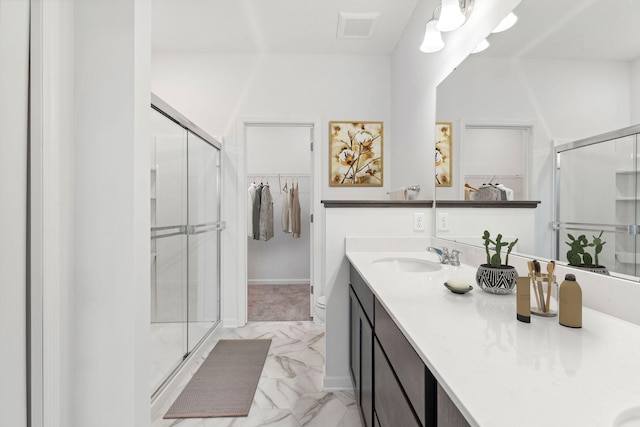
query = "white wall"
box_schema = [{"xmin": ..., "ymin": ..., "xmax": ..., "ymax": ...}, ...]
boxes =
[
  {"xmin": 152, "ymin": 53, "xmax": 392, "ymax": 200},
  {"xmin": 435, "ymin": 56, "xmax": 631, "ymax": 257},
  {"xmin": 323, "ymin": 208, "xmax": 434, "ymax": 388},
  {"xmin": 29, "ymin": 1, "xmax": 151, "ymax": 426},
  {"xmin": 152, "ymin": 53, "xmax": 392, "ymax": 326},
  {"xmin": 72, "ymin": 1, "xmax": 151, "ymax": 425},
  {"xmin": 0, "ymin": 1, "xmax": 29, "ymax": 424}
]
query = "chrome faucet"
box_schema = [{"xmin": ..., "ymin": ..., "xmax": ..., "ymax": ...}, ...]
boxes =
[{"xmin": 426, "ymin": 246, "xmax": 461, "ymax": 266}]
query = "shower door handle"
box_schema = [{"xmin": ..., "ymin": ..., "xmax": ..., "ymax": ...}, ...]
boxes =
[
  {"xmin": 150, "ymin": 224, "xmax": 187, "ymax": 240},
  {"xmin": 187, "ymin": 221, "xmax": 226, "ymax": 235}
]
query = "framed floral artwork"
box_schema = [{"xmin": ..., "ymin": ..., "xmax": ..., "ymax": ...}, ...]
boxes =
[
  {"xmin": 435, "ymin": 122, "xmax": 452, "ymax": 187},
  {"xmin": 329, "ymin": 121, "xmax": 383, "ymax": 186}
]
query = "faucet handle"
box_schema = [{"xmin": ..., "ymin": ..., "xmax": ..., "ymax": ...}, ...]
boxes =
[{"xmin": 450, "ymin": 249, "xmax": 462, "ymax": 265}]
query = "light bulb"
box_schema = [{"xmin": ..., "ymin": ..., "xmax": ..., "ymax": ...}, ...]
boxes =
[
  {"xmin": 471, "ymin": 38, "xmax": 490, "ymax": 53},
  {"xmin": 420, "ymin": 19, "xmax": 444, "ymax": 53},
  {"xmin": 437, "ymin": 0, "xmax": 465, "ymax": 32},
  {"xmin": 492, "ymin": 12, "xmax": 518, "ymax": 33}
]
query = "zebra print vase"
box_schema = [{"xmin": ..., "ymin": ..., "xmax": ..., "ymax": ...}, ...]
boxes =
[{"xmin": 475, "ymin": 264, "xmax": 517, "ymax": 294}]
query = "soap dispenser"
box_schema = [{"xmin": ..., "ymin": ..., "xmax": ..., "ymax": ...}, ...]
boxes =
[{"xmin": 559, "ymin": 273, "xmax": 582, "ymax": 328}]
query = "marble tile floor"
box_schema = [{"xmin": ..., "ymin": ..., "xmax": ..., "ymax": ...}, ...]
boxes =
[
  {"xmin": 151, "ymin": 321, "xmax": 216, "ymax": 394},
  {"xmin": 152, "ymin": 321, "xmax": 362, "ymax": 427}
]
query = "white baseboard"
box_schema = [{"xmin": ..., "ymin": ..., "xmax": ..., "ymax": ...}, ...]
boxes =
[
  {"xmin": 248, "ymin": 279, "xmax": 311, "ymax": 285},
  {"xmin": 322, "ymin": 375, "xmax": 354, "ymax": 391},
  {"xmin": 150, "ymin": 326, "xmax": 224, "ymax": 421},
  {"xmin": 223, "ymin": 318, "xmax": 240, "ymax": 328}
]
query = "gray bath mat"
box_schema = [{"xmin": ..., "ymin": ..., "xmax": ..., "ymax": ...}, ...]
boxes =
[{"xmin": 164, "ymin": 339, "xmax": 271, "ymax": 418}]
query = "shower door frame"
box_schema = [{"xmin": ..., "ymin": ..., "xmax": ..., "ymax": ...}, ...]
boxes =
[{"xmin": 150, "ymin": 93, "xmax": 224, "ymax": 398}]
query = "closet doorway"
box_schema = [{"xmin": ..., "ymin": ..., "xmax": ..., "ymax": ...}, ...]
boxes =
[
  {"xmin": 245, "ymin": 124, "xmax": 314, "ymax": 321},
  {"xmin": 460, "ymin": 123, "xmax": 533, "ymax": 200}
]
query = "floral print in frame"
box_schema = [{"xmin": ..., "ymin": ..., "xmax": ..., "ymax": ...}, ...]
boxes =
[
  {"xmin": 329, "ymin": 121, "xmax": 383, "ymax": 186},
  {"xmin": 435, "ymin": 122, "xmax": 452, "ymax": 187}
]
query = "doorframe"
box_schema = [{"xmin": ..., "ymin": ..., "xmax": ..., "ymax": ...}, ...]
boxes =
[
  {"xmin": 459, "ymin": 120, "xmax": 535, "ymax": 200},
  {"xmin": 237, "ymin": 118, "xmax": 322, "ymax": 326}
]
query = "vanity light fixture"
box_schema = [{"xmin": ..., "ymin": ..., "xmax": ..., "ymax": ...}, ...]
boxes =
[
  {"xmin": 420, "ymin": 18, "xmax": 445, "ymax": 53},
  {"xmin": 470, "ymin": 11, "xmax": 518, "ymax": 55},
  {"xmin": 492, "ymin": 12, "xmax": 518, "ymax": 33},
  {"xmin": 420, "ymin": 0, "xmax": 475, "ymax": 53},
  {"xmin": 471, "ymin": 38, "xmax": 489, "ymax": 53},
  {"xmin": 437, "ymin": 0, "xmax": 466, "ymax": 32}
]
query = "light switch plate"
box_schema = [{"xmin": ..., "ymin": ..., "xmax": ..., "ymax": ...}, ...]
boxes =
[
  {"xmin": 414, "ymin": 212, "xmax": 425, "ymax": 231},
  {"xmin": 438, "ymin": 212, "xmax": 449, "ymax": 231}
]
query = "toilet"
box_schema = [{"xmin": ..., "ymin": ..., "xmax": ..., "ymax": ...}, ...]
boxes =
[{"xmin": 314, "ymin": 295, "xmax": 326, "ymax": 325}]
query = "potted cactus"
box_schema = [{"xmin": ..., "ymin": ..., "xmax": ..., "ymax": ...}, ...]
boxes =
[
  {"xmin": 565, "ymin": 231, "xmax": 609, "ymax": 275},
  {"xmin": 476, "ymin": 230, "xmax": 519, "ymax": 294}
]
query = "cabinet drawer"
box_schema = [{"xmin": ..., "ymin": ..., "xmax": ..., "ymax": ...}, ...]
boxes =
[
  {"xmin": 350, "ymin": 264, "xmax": 374, "ymax": 323},
  {"xmin": 374, "ymin": 298, "xmax": 426, "ymax": 426},
  {"xmin": 374, "ymin": 339, "xmax": 421, "ymax": 427}
]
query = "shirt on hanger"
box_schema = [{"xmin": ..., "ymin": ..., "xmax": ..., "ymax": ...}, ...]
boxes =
[{"xmin": 259, "ymin": 184, "xmax": 274, "ymax": 241}]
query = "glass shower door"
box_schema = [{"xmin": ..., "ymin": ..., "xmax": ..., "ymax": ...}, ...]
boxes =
[
  {"xmin": 150, "ymin": 97, "xmax": 223, "ymax": 397},
  {"xmin": 150, "ymin": 108, "xmax": 188, "ymax": 393},
  {"xmin": 615, "ymin": 133, "xmax": 639, "ymax": 276},
  {"xmin": 187, "ymin": 131, "xmax": 221, "ymax": 352}
]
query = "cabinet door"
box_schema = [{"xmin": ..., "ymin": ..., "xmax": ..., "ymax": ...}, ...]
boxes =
[
  {"xmin": 349, "ymin": 288, "xmax": 360, "ymax": 397},
  {"xmin": 360, "ymin": 307, "xmax": 373, "ymax": 427},
  {"xmin": 375, "ymin": 299, "xmax": 426, "ymax": 425},
  {"xmin": 374, "ymin": 339, "xmax": 421, "ymax": 427}
]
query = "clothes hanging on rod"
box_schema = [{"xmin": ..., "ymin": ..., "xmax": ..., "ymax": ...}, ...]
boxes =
[
  {"xmin": 248, "ymin": 182, "xmax": 258, "ymax": 237},
  {"xmin": 248, "ymin": 173, "xmax": 307, "ymax": 240},
  {"xmin": 259, "ymin": 183, "xmax": 274, "ymax": 241},
  {"xmin": 290, "ymin": 182, "xmax": 301, "ymax": 238},
  {"xmin": 281, "ymin": 181, "xmax": 290, "ymax": 233},
  {"xmin": 252, "ymin": 182, "xmax": 262, "ymax": 239}
]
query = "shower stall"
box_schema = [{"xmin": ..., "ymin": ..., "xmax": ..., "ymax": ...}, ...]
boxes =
[{"xmin": 150, "ymin": 94, "xmax": 223, "ymax": 396}]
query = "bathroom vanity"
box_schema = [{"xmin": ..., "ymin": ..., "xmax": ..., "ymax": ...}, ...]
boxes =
[{"xmin": 346, "ymin": 237, "xmax": 640, "ymax": 427}]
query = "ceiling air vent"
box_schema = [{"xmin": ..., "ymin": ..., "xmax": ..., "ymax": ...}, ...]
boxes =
[{"xmin": 337, "ymin": 12, "xmax": 380, "ymax": 39}]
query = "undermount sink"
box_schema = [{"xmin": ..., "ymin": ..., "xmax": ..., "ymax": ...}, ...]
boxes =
[
  {"xmin": 372, "ymin": 257, "xmax": 442, "ymax": 273},
  {"xmin": 614, "ymin": 407, "xmax": 640, "ymax": 427}
]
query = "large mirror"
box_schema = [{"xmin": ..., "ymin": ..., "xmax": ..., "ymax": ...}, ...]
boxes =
[{"xmin": 435, "ymin": 0, "xmax": 640, "ymax": 279}]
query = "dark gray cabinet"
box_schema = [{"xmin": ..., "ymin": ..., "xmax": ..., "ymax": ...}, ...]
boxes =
[
  {"xmin": 374, "ymin": 339, "xmax": 422, "ymax": 427},
  {"xmin": 349, "ymin": 264, "xmax": 439, "ymax": 427},
  {"xmin": 349, "ymin": 266, "xmax": 374, "ymax": 427}
]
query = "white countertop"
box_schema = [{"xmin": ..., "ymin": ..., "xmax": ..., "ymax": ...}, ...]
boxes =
[{"xmin": 347, "ymin": 247, "xmax": 640, "ymax": 427}]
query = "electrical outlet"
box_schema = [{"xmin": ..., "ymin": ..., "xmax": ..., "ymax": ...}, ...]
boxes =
[
  {"xmin": 413, "ymin": 212, "xmax": 425, "ymax": 231},
  {"xmin": 438, "ymin": 212, "xmax": 449, "ymax": 231}
]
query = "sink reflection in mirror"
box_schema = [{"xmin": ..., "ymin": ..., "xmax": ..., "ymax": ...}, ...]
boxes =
[
  {"xmin": 434, "ymin": 0, "xmax": 640, "ymax": 282},
  {"xmin": 613, "ymin": 406, "xmax": 640, "ymax": 427},
  {"xmin": 372, "ymin": 257, "xmax": 442, "ymax": 273}
]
